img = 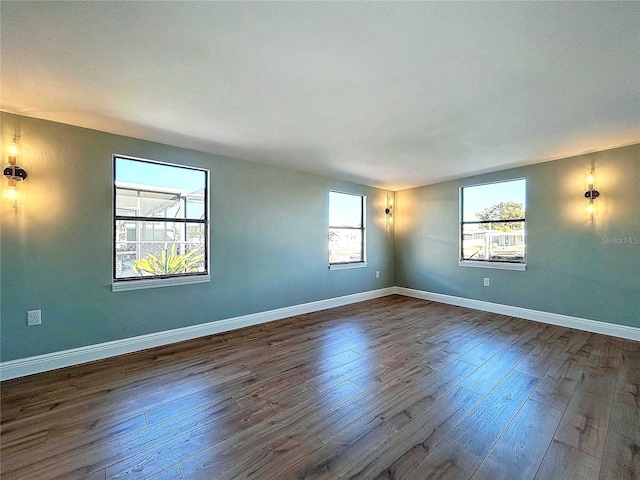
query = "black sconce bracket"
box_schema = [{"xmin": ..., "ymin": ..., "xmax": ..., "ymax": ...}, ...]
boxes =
[
  {"xmin": 584, "ymin": 189, "xmax": 600, "ymax": 200},
  {"xmin": 3, "ymin": 165, "xmax": 27, "ymax": 181}
]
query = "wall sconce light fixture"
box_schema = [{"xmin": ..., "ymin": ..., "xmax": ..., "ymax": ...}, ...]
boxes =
[
  {"xmin": 584, "ymin": 170, "xmax": 599, "ymax": 217},
  {"xmin": 385, "ymin": 191, "xmax": 394, "ymax": 229},
  {"xmin": 3, "ymin": 136, "xmax": 27, "ymax": 208}
]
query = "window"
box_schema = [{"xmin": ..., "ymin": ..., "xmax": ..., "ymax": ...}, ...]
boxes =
[
  {"xmin": 460, "ymin": 178, "xmax": 526, "ymax": 270},
  {"xmin": 329, "ymin": 191, "xmax": 366, "ymax": 269},
  {"xmin": 113, "ymin": 155, "xmax": 209, "ymax": 291}
]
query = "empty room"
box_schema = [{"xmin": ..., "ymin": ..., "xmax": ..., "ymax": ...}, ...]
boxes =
[{"xmin": 1, "ymin": 2, "xmax": 639, "ymax": 480}]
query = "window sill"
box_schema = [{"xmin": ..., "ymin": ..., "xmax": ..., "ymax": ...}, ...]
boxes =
[
  {"xmin": 113, "ymin": 274, "xmax": 211, "ymax": 292},
  {"xmin": 329, "ymin": 262, "xmax": 368, "ymax": 271},
  {"xmin": 458, "ymin": 260, "xmax": 526, "ymax": 271}
]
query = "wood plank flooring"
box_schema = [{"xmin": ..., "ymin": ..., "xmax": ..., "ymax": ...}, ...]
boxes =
[{"xmin": 1, "ymin": 295, "xmax": 638, "ymax": 480}]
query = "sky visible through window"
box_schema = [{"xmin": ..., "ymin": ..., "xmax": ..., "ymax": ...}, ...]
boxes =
[
  {"xmin": 115, "ymin": 157, "xmax": 207, "ymax": 219},
  {"xmin": 116, "ymin": 158, "xmax": 205, "ymax": 193},
  {"xmin": 329, "ymin": 191, "xmax": 363, "ymax": 227},
  {"xmin": 462, "ymin": 179, "xmax": 525, "ymax": 222}
]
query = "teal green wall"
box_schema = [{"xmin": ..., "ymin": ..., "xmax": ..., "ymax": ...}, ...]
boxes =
[
  {"xmin": 395, "ymin": 144, "xmax": 640, "ymax": 328},
  {"xmin": 2, "ymin": 113, "xmax": 637, "ymax": 363},
  {"xmin": 0, "ymin": 114, "xmax": 395, "ymax": 362}
]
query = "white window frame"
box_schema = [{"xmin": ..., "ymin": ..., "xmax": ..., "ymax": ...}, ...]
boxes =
[
  {"xmin": 328, "ymin": 191, "xmax": 367, "ymax": 270},
  {"xmin": 112, "ymin": 154, "xmax": 211, "ymax": 292},
  {"xmin": 458, "ymin": 178, "xmax": 526, "ymax": 271}
]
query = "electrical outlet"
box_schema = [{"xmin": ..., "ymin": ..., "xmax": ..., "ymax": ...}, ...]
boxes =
[
  {"xmin": 483, "ymin": 278, "xmax": 490, "ymax": 287},
  {"xmin": 376, "ymin": 271, "xmax": 380, "ymax": 279},
  {"xmin": 27, "ymin": 310, "xmax": 41, "ymax": 326}
]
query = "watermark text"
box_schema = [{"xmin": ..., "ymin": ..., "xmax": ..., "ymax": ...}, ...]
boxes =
[{"xmin": 602, "ymin": 236, "xmax": 639, "ymax": 245}]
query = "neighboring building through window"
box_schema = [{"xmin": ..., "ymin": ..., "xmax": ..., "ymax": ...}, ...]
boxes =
[
  {"xmin": 113, "ymin": 155, "xmax": 209, "ymax": 291},
  {"xmin": 460, "ymin": 178, "xmax": 526, "ymax": 270},
  {"xmin": 329, "ymin": 191, "xmax": 366, "ymax": 269}
]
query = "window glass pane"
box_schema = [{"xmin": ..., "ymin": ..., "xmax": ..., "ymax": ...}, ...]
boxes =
[
  {"xmin": 115, "ymin": 220, "xmax": 206, "ymax": 279},
  {"xmin": 462, "ymin": 179, "xmax": 525, "ymax": 222},
  {"xmin": 329, "ymin": 228, "xmax": 363, "ymax": 264},
  {"xmin": 462, "ymin": 223, "xmax": 525, "ymax": 262},
  {"xmin": 329, "ymin": 192, "xmax": 362, "ymax": 228},
  {"xmin": 115, "ymin": 158, "xmax": 206, "ymax": 220},
  {"xmin": 461, "ymin": 179, "xmax": 526, "ymax": 264}
]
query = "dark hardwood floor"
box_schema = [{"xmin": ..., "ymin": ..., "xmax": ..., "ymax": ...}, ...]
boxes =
[{"xmin": 1, "ymin": 295, "xmax": 638, "ymax": 480}]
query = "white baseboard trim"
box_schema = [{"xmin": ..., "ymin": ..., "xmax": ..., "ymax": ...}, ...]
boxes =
[
  {"xmin": 395, "ymin": 287, "xmax": 640, "ymax": 342},
  {"xmin": 3, "ymin": 286, "xmax": 637, "ymax": 380},
  {"xmin": 0, "ymin": 287, "xmax": 395, "ymax": 381}
]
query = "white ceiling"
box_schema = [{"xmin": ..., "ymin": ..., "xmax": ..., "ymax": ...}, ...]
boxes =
[{"xmin": 1, "ymin": 2, "xmax": 638, "ymax": 190}]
